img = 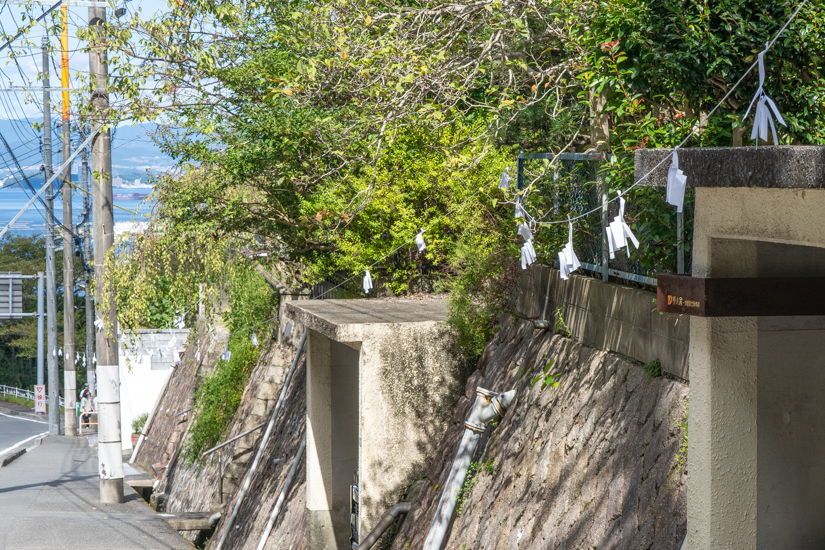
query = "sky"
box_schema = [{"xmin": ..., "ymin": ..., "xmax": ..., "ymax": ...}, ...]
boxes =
[{"xmin": 0, "ymin": 0, "xmax": 171, "ymax": 121}]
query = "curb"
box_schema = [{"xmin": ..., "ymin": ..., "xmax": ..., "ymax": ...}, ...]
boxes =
[{"xmin": 0, "ymin": 448, "xmax": 26, "ymax": 467}]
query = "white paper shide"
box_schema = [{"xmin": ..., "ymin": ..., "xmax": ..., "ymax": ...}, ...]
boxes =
[
  {"xmin": 518, "ymin": 223, "xmax": 537, "ymax": 270},
  {"xmin": 744, "ymin": 44, "xmax": 787, "ymax": 146},
  {"xmin": 558, "ymin": 218, "xmax": 581, "ymax": 280},
  {"xmin": 666, "ymin": 149, "xmax": 688, "ymax": 212},
  {"xmin": 415, "ymin": 230, "xmax": 426, "ymax": 253},
  {"xmin": 607, "ymin": 191, "xmax": 640, "ymax": 258},
  {"xmin": 363, "ymin": 268, "xmax": 373, "ymax": 294}
]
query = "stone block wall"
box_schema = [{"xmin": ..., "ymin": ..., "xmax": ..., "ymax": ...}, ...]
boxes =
[
  {"xmin": 391, "ymin": 316, "xmax": 688, "ymax": 549},
  {"xmin": 515, "ymin": 265, "xmax": 689, "ymax": 380}
]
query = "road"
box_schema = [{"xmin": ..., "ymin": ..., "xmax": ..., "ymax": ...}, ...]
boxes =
[
  {"xmin": 0, "ymin": 436, "xmax": 194, "ymax": 549},
  {"xmin": 0, "ymin": 412, "xmax": 47, "ymax": 458}
]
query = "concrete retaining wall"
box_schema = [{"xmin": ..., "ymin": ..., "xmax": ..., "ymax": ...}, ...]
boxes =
[
  {"xmin": 391, "ymin": 317, "xmax": 689, "ymax": 550},
  {"xmin": 515, "ymin": 265, "xmax": 689, "ymax": 380}
]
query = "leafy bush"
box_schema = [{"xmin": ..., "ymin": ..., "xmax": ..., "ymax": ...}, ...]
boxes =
[{"xmin": 131, "ymin": 412, "xmax": 149, "ymax": 435}]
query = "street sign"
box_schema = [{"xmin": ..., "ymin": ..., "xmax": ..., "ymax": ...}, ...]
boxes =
[
  {"xmin": 34, "ymin": 384, "xmax": 46, "ymax": 413},
  {"xmin": 0, "ymin": 272, "xmax": 23, "ymax": 319},
  {"xmin": 657, "ymin": 274, "xmax": 825, "ymax": 317}
]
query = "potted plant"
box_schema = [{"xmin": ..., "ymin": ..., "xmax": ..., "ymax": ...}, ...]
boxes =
[{"xmin": 131, "ymin": 412, "xmax": 149, "ymax": 446}]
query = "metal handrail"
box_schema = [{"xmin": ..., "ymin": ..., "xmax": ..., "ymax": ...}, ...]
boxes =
[
  {"xmin": 79, "ymin": 411, "xmax": 98, "ymax": 435},
  {"xmin": 201, "ymin": 421, "xmax": 267, "ymax": 457},
  {"xmin": 0, "ymin": 384, "xmax": 64, "ymax": 407}
]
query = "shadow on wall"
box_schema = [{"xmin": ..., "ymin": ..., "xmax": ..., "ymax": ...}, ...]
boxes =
[
  {"xmin": 391, "ymin": 316, "xmax": 688, "ymax": 550},
  {"xmin": 364, "ymin": 324, "xmax": 475, "ymax": 529}
]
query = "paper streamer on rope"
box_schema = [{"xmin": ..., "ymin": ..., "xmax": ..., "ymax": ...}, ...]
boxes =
[
  {"xmin": 92, "ymin": 353, "xmax": 96, "ymax": 364},
  {"xmin": 517, "ymin": 223, "xmax": 537, "ymax": 270},
  {"xmin": 515, "ymin": 194, "xmax": 527, "ymax": 220},
  {"xmin": 607, "ymin": 191, "xmax": 640, "ymax": 259},
  {"xmin": 221, "ymin": 346, "xmax": 231, "ymax": 362},
  {"xmin": 94, "ymin": 317, "xmax": 105, "ymax": 331},
  {"xmin": 558, "ymin": 218, "xmax": 581, "ymax": 280},
  {"xmin": 363, "ymin": 268, "xmax": 373, "ymax": 294},
  {"xmin": 251, "ymin": 331, "xmax": 259, "ymax": 347},
  {"xmin": 415, "ymin": 230, "xmax": 426, "ymax": 253},
  {"xmin": 499, "ymin": 167, "xmax": 511, "ymax": 189},
  {"xmin": 82, "ymin": 355, "xmax": 86, "ymax": 367},
  {"xmin": 744, "ymin": 44, "xmax": 787, "ymax": 146},
  {"xmin": 666, "ymin": 148, "xmax": 688, "ymax": 212}
]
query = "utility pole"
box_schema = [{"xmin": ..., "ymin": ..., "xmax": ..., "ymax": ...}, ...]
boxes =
[
  {"xmin": 42, "ymin": 36, "xmax": 59, "ymax": 436},
  {"xmin": 36, "ymin": 271, "xmax": 44, "ymax": 388},
  {"xmin": 89, "ymin": 5, "xmax": 123, "ymax": 503},
  {"xmin": 60, "ymin": 3, "xmax": 76, "ymax": 437},
  {"xmin": 82, "ymin": 136, "xmax": 94, "ymax": 396}
]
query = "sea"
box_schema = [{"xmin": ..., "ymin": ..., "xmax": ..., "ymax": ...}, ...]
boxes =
[{"xmin": 0, "ymin": 183, "xmax": 155, "ymax": 237}]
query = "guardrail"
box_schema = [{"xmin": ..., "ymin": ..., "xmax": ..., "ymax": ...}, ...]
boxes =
[{"xmin": 0, "ymin": 384, "xmax": 65, "ymax": 408}]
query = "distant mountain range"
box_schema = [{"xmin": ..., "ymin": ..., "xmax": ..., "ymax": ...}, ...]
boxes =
[{"xmin": 0, "ymin": 119, "xmax": 175, "ymax": 188}]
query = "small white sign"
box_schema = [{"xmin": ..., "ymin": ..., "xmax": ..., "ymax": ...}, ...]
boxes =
[{"xmin": 34, "ymin": 384, "xmax": 46, "ymax": 413}]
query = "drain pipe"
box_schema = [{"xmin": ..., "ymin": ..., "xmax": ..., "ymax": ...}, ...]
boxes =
[
  {"xmin": 422, "ymin": 387, "xmax": 516, "ymax": 550},
  {"xmin": 357, "ymin": 501, "xmax": 412, "ymax": 550},
  {"xmin": 214, "ymin": 328, "xmax": 307, "ymax": 550},
  {"xmin": 255, "ymin": 433, "xmax": 306, "ymax": 550}
]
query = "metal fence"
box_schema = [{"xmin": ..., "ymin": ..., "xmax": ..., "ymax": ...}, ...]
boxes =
[
  {"xmin": 0, "ymin": 384, "xmax": 64, "ymax": 408},
  {"xmin": 517, "ymin": 152, "xmax": 692, "ymax": 287}
]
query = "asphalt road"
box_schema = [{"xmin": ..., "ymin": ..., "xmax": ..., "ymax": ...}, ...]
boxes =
[
  {"xmin": 0, "ymin": 436, "xmax": 193, "ymax": 549},
  {"xmin": 0, "ymin": 412, "xmax": 47, "ymax": 458}
]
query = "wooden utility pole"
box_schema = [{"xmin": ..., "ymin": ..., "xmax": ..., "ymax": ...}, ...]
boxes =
[
  {"xmin": 42, "ymin": 35, "xmax": 60, "ymax": 436},
  {"xmin": 89, "ymin": 5, "xmax": 122, "ymax": 503},
  {"xmin": 60, "ymin": 3, "xmax": 77, "ymax": 436}
]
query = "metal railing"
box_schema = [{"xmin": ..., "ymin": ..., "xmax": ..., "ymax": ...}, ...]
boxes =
[
  {"xmin": 516, "ymin": 152, "xmax": 692, "ymax": 286},
  {"xmin": 0, "ymin": 384, "xmax": 65, "ymax": 407},
  {"xmin": 79, "ymin": 411, "xmax": 98, "ymax": 434}
]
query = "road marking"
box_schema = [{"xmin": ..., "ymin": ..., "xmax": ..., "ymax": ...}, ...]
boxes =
[
  {"xmin": 0, "ymin": 431, "xmax": 48, "ymax": 459},
  {"xmin": 0, "ymin": 411, "xmax": 48, "ymax": 424}
]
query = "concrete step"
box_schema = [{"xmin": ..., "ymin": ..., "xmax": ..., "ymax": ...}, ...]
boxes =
[{"xmin": 159, "ymin": 511, "xmax": 220, "ymax": 531}]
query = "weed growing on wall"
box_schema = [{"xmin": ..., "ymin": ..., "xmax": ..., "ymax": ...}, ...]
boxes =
[
  {"xmin": 673, "ymin": 400, "xmax": 689, "ymax": 479},
  {"xmin": 644, "ymin": 359, "xmax": 662, "ymax": 378},
  {"xmin": 531, "ymin": 360, "xmax": 561, "ymax": 392},
  {"xmin": 186, "ymin": 335, "xmax": 260, "ymax": 463},
  {"xmin": 184, "ymin": 265, "xmax": 275, "ymax": 463}
]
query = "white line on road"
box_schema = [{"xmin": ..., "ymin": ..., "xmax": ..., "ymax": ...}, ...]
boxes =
[
  {"xmin": 0, "ymin": 412, "xmax": 47, "ymax": 424},
  {"xmin": 0, "ymin": 431, "xmax": 48, "ymax": 459}
]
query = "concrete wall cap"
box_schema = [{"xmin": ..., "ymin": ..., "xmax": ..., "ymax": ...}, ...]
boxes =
[
  {"xmin": 285, "ymin": 298, "xmax": 449, "ymax": 342},
  {"xmin": 634, "ymin": 146, "xmax": 825, "ymax": 189}
]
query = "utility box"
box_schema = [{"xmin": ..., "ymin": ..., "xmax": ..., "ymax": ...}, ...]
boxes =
[{"xmin": 286, "ymin": 298, "xmax": 465, "ymax": 549}]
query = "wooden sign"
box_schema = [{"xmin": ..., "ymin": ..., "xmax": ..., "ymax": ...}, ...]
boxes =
[{"xmin": 657, "ymin": 274, "xmax": 825, "ymax": 317}]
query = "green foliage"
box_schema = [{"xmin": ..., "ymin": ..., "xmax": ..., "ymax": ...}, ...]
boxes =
[
  {"xmin": 0, "ymin": 394, "xmax": 63, "ymax": 413},
  {"xmin": 553, "ymin": 307, "xmax": 572, "ymax": 338},
  {"xmin": 456, "ymin": 461, "xmax": 483, "ymax": 518},
  {"xmin": 0, "ymin": 234, "xmax": 89, "ymax": 388},
  {"xmin": 644, "ymin": 359, "xmax": 662, "ymax": 378},
  {"xmin": 673, "ymin": 400, "xmax": 689, "ymax": 478},
  {"xmin": 445, "ymin": 238, "xmax": 520, "ymax": 361},
  {"xmin": 185, "ymin": 335, "xmax": 260, "ymax": 463},
  {"xmin": 131, "ymin": 412, "xmax": 149, "ymax": 434},
  {"xmin": 530, "ymin": 360, "xmax": 561, "ymax": 392},
  {"xmin": 183, "ymin": 265, "xmax": 274, "ymax": 463}
]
